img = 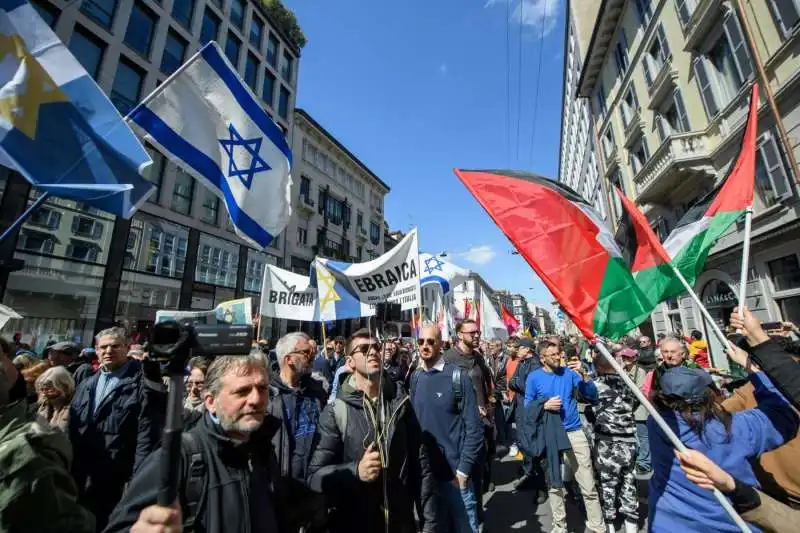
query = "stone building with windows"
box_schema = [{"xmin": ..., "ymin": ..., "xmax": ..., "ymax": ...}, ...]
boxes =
[
  {"xmin": 558, "ymin": 0, "xmax": 609, "ymax": 220},
  {"xmin": 575, "ymin": 0, "xmax": 800, "ymax": 357},
  {"xmin": 285, "ymin": 109, "xmax": 390, "ymax": 338},
  {"xmin": 0, "ymin": 0, "xmax": 300, "ymax": 349}
]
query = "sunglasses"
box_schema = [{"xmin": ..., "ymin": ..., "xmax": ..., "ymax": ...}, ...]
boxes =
[
  {"xmin": 351, "ymin": 342, "xmax": 381, "ymax": 355},
  {"xmin": 418, "ymin": 338, "xmax": 438, "ymax": 346}
]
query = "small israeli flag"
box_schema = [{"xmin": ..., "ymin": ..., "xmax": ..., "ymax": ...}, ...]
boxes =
[{"xmin": 129, "ymin": 42, "xmax": 292, "ymax": 249}]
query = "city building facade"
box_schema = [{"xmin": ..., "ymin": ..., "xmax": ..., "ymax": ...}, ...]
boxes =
[
  {"xmin": 1, "ymin": 0, "xmax": 301, "ymax": 349},
  {"xmin": 559, "ymin": 0, "xmax": 610, "ymax": 220},
  {"xmin": 452, "ymin": 272, "xmax": 494, "ymax": 320},
  {"xmin": 577, "ymin": 0, "xmax": 800, "ymax": 356}
]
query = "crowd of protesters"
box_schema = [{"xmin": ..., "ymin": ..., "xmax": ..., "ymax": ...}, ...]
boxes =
[{"xmin": 0, "ymin": 308, "xmax": 799, "ymax": 533}]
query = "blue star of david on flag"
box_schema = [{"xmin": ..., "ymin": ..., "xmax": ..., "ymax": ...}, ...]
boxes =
[
  {"xmin": 219, "ymin": 123, "xmax": 271, "ymax": 189},
  {"xmin": 424, "ymin": 256, "xmax": 445, "ymax": 275}
]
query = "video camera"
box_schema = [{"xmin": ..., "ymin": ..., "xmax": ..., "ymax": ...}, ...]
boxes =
[{"xmin": 148, "ymin": 320, "xmax": 254, "ymax": 367}]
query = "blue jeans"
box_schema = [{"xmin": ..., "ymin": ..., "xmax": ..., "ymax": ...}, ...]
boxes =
[
  {"xmin": 439, "ymin": 480, "xmax": 479, "ymax": 533},
  {"xmin": 636, "ymin": 421, "xmax": 651, "ymax": 471}
]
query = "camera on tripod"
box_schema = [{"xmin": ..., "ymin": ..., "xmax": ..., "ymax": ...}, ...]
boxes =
[{"xmin": 149, "ymin": 320, "xmax": 254, "ymax": 368}]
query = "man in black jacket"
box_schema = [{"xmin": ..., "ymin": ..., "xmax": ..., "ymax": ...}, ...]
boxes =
[
  {"xmin": 68, "ymin": 327, "xmax": 165, "ymax": 532},
  {"xmin": 307, "ymin": 328, "xmax": 436, "ymax": 533},
  {"xmin": 48, "ymin": 341, "xmax": 94, "ymax": 386},
  {"xmin": 105, "ymin": 353, "xmax": 296, "ymax": 533}
]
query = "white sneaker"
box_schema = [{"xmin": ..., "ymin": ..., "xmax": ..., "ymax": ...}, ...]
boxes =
[
  {"xmin": 623, "ymin": 520, "xmax": 638, "ymax": 533},
  {"xmin": 605, "ymin": 524, "xmax": 617, "ymax": 533},
  {"xmin": 508, "ymin": 444, "xmax": 519, "ymax": 457}
]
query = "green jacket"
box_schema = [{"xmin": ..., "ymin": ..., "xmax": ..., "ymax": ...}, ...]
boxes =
[{"xmin": 0, "ymin": 400, "xmax": 94, "ymax": 533}]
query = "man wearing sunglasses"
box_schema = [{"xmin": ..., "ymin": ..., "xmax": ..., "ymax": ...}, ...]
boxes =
[
  {"xmin": 411, "ymin": 323, "xmax": 484, "ymax": 533},
  {"xmin": 308, "ymin": 329, "xmax": 436, "ymax": 533}
]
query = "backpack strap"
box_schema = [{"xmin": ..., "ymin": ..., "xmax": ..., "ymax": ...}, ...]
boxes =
[
  {"xmin": 332, "ymin": 399, "xmax": 348, "ymax": 436},
  {"xmin": 181, "ymin": 432, "xmax": 206, "ymax": 530},
  {"xmin": 409, "ymin": 367, "xmax": 423, "ymax": 398},
  {"xmin": 452, "ymin": 367, "xmax": 464, "ymax": 414}
]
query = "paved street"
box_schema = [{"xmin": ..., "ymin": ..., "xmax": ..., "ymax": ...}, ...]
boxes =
[{"xmin": 483, "ymin": 455, "xmax": 649, "ymax": 533}]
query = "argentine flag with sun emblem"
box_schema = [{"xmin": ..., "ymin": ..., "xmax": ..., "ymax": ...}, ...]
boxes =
[{"xmin": 129, "ymin": 41, "xmax": 292, "ymax": 249}]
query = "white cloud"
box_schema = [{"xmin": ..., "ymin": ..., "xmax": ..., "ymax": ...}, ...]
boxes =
[
  {"xmin": 485, "ymin": 0, "xmax": 560, "ymax": 37},
  {"xmin": 439, "ymin": 63, "xmax": 448, "ymax": 75},
  {"xmin": 458, "ymin": 245, "xmax": 497, "ymax": 265}
]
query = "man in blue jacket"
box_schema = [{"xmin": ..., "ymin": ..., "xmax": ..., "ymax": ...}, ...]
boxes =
[
  {"xmin": 411, "ymin": 323, "xmax": 484, "ymax": 533},
  {"xmin": 68, "ymin": 327, "xmax": 165, "ymax": 532},
  {"xmin": 525, "ymin": 340, "xmax": 605, "ymax": 533}
]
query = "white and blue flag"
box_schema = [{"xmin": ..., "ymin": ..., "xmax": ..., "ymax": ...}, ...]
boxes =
[
  {"xmin": 419, "ymin": 252, "xmax": 470, "ymax": 294},
  {"xmin": 129, "ymin": 42, "xmax": 292, "ymax": 249},
  {"xmin": 311, "ymin": 229, "xmax": 422, "ymax": 321},
  {"xmin": 0, "ymin": 0, "xmax": 154, "ymax": 217}
]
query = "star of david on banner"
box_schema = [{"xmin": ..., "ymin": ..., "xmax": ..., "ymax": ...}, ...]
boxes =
[{"xmin": 424, "ymin": 256, "xmax": 445, "ymax": 275}]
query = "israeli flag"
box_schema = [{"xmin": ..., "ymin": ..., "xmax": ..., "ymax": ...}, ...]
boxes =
[
  {"xmin": 419, "ymin": 253, "xmax": 470, "ymax": 294},
  {"xmin": 0, "ymin": 0, "xmax": 154, "ymax": 217},
  {"xmin": 129, "ymin": 42, "xmax": 292, "ymax": 249}
]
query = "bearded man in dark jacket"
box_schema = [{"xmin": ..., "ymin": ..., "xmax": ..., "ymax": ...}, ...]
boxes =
[{"xmin": 308, "ymin": 329, "xmax": 437, "ymax": 533}]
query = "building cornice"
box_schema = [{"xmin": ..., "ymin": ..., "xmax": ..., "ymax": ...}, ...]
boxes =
[
  {"xmin": 576, "ymin": 0, "xmax": 622, "ymax": 97},
  {"xmin": 558, "ymin": 0, "xmax": 573, "ymax": 182}
]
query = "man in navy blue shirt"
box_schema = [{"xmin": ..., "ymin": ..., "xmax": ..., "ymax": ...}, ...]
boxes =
[
  {"xmin": 411, "ymin": 324, "xmax": 484, "ymax": 533},
  {"xmin": 525, "ymin": 341, "xmax": 605, "ymax": 533}
]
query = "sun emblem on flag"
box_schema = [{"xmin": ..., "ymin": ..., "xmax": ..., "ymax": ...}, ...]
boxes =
[{"xmin": 317, "ymin": 267, "xmax": 341, "ymax": 311}]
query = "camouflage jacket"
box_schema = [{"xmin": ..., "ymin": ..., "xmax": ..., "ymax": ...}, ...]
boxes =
[{"xmin": 0, "ymin": 400, "xmax": 94, "ymax": 533}]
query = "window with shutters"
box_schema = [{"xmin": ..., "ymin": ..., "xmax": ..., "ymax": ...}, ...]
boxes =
[
  {"xmin": 755, "ymin": 132, "xmax": 793, "ymax": 208},
  {"xmin": 595, "ymin": 83, "xmax": 607, "ymax": 118},
  {"xmin": 67, "ymin": 239, "xmax": 100, "ymax": 262},
  {"xmin": 629, "ymin": 138, "xmax": 650, "ymax": 175},
  {"xmin": 620, "ymin": 85, "xmax": 640, "ymax": 128},
  {"xmin": 768, "ymin": 0, "xmax": 800, "ymax": 38},
  {"xmin": 602, "ymin": 125, "xmax": 616, "ymax": 160},
  {"xmin": 29, "ymin": 208, "xmax": 61, "ymax": 230},
  {"xmin": 72, "ymin": 216, "xmax": 103, "ymax": 238},
  {"xmin": 643, "ymin": 25, "xmax": 671, "ymax": 87},
  {"xmin": 634, "ymin": 0, "xmax": 653, "ymax": 25},
  {"xmin": 613, "ymin": 32, "xmax": 630, "ymax": 75},
  {"xmin": 675, "ymin": 0, "xmax": 699, "ymax": 28},
  {"xmin": 609, "ymin": 170, "xmax": 625, "ymax": 221},
  {"xmin": 656, "ymin": 89, "xmax": 691, "ymax": 141}
]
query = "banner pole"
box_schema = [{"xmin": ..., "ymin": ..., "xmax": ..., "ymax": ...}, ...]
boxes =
[
  {"xmin": 594, "ymin": 341, "xmax": 750, "ymax": 533},
  {"xmin": 0, "ymin": 191, "xmax": 49, "ymax": 244},
  {"xmin": 737, "ymin": 206, "xmax": 754, "ymax": 325},
  {"xmin": 321, "ymin": 321, "xmax": 329, "ymax": 360},
  {"xmin": 668, "ymin": 263, "xmax": 730, "ymax": 368}
]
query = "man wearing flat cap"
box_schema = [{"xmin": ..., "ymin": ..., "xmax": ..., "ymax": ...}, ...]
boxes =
[{"xmin": 48, "ymin": 341, "xmax": 94, "ymax": 387}]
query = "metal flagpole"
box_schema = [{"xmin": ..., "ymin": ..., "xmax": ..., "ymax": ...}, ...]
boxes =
[
  {"xmin": 737, "ymin": 206, "xmax": 754, "ymax": 324},
  {"xmin": 0, "ymin": 191, "xmax": 50, "ymax": 244},
  {"xmin": 667, "ymin": 263, "xmax": 730, "ymax": 365},
  {"xmin": 594, "ymin": 341, "xmax": 750, "ymax": 533}
]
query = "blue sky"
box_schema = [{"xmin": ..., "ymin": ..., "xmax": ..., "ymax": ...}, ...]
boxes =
[{"xmin": 286, "ymin": 0, "xmax": 564, "ymax": 311}]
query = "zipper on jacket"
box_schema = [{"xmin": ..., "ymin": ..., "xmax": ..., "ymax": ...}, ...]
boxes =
[{"xmin": 241, "ymin": 454, "xmax": 252, "ymax": 533}]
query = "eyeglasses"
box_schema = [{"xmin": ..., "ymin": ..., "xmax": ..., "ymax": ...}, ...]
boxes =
[
  {"xmin": 351, "ymin": 342, "xmax": 381, "ymax": 356},
  {"xmin": 187, "ymin": 380, "xmax": 205, "ymax": 390},
  {"xmin": 290, "ymin": 348, "xmax": 315, "ymax": 358},
  {"xmin": 418, "ymin": 338, "xmax": 437, "ymax": 346}
]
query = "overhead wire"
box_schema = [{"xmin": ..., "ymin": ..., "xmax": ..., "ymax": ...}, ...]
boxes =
[
  {"xmin": 505, "ymin": 0, "xmax": 512, "ymax": 168},
  {"xmin": 528, "ymin": 0, "xmax": 551, "ymax": 168},
  {"xmin": 515, "ymin": 0, "xmax": 523, "ymax": 164}
]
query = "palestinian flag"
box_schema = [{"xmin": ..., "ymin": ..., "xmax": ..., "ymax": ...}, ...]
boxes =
[
  {"xmin": 501, "ymin": 305, "xmax": 520, "ymax": 334},
  {"xmin": 659, "ymin": 83, "xmax": 759, "ymax": 299},
  {"xmin": 614, "ymin": 186, "xmax": 680, "ymax": 307},
  {"xmin": 454, "ymin": 169, "xmax": 657, "ymax": 339}
]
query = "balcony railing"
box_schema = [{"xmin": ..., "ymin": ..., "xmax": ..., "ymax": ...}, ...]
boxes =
[
  {"xmin": 623, "ymin": 111, "xmax": 645, "ymax": 148},
  {"xmin": 633, "ymin": 132, "xmax": 713, "ymax": 201},
  {"xmin": 683, "ymin": 0, "xmax": 724, "ymax": 50}
]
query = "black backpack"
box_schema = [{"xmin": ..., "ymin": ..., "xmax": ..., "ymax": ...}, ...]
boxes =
[
  {"xmin": 180, "ymin": 432, "xmax": 207, "ymax": 531},
  {"xmin": 409, "ymin": 365, "xmax": 464, "ymax": 413}
]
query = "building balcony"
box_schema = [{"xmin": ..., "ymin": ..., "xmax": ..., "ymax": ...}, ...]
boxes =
[
  {"xmin": 297, "ymin": 194, "xmax": 315, "ymax": 216},
  {"xmin": 623, "ymin": 112, "xmax": 645, "ymax": 148},
  {"xmin": 647, "ymin": 60, "xmax": 679, "ymax": 108},
  {"xmin": 633, "ymin": 132, "xmax": 715, "ymax": 203},
  {"xmin": 356, "ymin": 226, "xmax": 367, "ymax": 242},
  {"xmin": 683, "ymin": 0, "xmax": 724, "ymax": 51}
]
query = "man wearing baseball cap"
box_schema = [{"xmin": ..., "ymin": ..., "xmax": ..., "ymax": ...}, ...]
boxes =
[{"xmin": 48, "ymin": 341, "xmax": 93, "ymax": 387}]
